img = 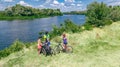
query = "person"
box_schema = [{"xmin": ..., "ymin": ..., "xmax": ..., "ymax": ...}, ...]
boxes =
[
  {"xmin": 37, "ymin": 37, "xmax": 42, "ymax": 54},
  {"xmin": 62, "ymin": 33, "xmax": 68, "ymax": 50},
  {"xmin": 43, "ymin": 31, "xmax": 50, "ymax": 42},
  {"xmin": 43, "ymin": 31, "xmax": 50, "ymax": 50}
]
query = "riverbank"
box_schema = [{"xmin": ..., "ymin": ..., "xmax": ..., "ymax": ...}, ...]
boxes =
[
  {"xmin": 0, "ymin": 21, "xmax": 120, "ymax": 67},
  {"xmin": 0, "ymin": 15, "xmax": 63, "ymax": 20}
]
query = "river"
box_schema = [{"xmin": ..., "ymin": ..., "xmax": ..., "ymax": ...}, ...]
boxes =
[{"xmin": 0, "ymin": 15, "xmax": 85, "ymax": 50}]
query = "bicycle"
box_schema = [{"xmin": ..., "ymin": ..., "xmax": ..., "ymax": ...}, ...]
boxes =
[
  {"xmin": 40, "ymin": 43, "xmax": 55, "ymax": 56},
  {"xmin": 54, "ymin": 42, "xmax": 73, "ymax": 54}
]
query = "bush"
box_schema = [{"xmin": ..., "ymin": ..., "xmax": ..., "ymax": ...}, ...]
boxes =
[
  {"xmin": 39, "ymin": 19, "xmax": 82, "ymax": 39},
  {"xmin": 0, "ymin": 40, "xmax": 24, "ymax": 59},
  {"xmin": 9, "ymin": 40, "xmax": 24, "ymax": 52},
  {"xmin": 50, "ymin": 19, "xmax": 82, "ymax": 38},
  {"xmin": 108, "ymin": 6, "xmax": 120, "ymax": 22},
  {"xmin": 0, "ymin": 49, "xmax": 11, "ymax": 59},
  {"xmin": 86, "ymin": 2, "xmax": 112, "ymax": 27},
  {"xmin": 83, "ymin": 23, "xmax": 93, "ymax": 30},
  {"xmin": 63, "ymin": 19, "xmax": 80, "ymax": 33}
]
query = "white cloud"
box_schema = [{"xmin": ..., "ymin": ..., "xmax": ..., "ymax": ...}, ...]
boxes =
[
  {"xmin": 50, "ymin": 4, "xmax": 55, "ymax": 6},
  {"xmin": 34, "ymin": 0, "xmax": 39, "ymax": 1},
  {"xmin": 65, "ymin": 0, "xmax": 75, "ymax": 2},
  {"xmin": 18, "ymin": 1, "xmax": 32, "ymax": 7},
  {"xmin": 105, "ymin": 0, "xmax": 120, "ymax": 6},
  {"xmin": 37, "ymin": 0, "xmax": 84, "ymax": 12},
  {"xmin": 50, "ymin": 0, "xmax": 65, "ymax": 6},
  {"xmin": 0, "ymin": 4, "xmax": 5, "ymax": 10},
  {"xmin": 105, "ymin": 0, "xmax": 115, "ymax": 3},
  {"xmin": 60, "ymin": 3, "xmax": 64, "ymax": 6},
  {"xmin": 71, "ymin": 3, "xmax": 75, "ymax": 6},
  {"xmin": 39, "ymin": 5, "xmax": 44, "ymax": 7},
  {"xmin": 44, "ymin": 0, "xmax": 52, "ymax": 4},
  {"xmin": 109, "ymin": 2, "xmax": 120, "ymax": 6},
  {"xmin": 77, "ymin": 1, "xmax": 82, "ymax": 3},
  {"xmin": 4, "ymin": 0, "xmax": 13, "ymax": 2},
  {"xmin": 77, "ymin": 4, "xmax": 82, "ymax": 7},
  {"xmin": 53, "ymin": 0, "xmax": 59, "ymax": 5}
]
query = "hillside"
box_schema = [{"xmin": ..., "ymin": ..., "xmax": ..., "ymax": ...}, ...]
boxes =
[{"xmin": 0, "ymin": 21, "xmax": 120, "ymax": 67}]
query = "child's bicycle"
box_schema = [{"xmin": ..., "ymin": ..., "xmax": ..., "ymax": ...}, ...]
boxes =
[{"xmin": 54, "ymin": 42, "xmax": 73, "ymax": 54}]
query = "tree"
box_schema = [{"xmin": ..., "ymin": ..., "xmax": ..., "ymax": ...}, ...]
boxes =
[
  {"xmin": 108, "ymin": 6, "xmax": 120, "ymax": 21},
  {"xmin": 86, "ymin": 2, "xmax": 112, "ymax": 27},
  {"xmin": 3, "ymin": 4, "xmax": 63, "ymax": 17}
]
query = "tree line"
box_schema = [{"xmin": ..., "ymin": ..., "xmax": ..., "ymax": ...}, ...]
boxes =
[
  {"xmin": 0, "ymin": 4, "xmax": 63, "ymax": 20},
  {"xmin": 63, "ymin": 11, "xmax": 86, "ymax": 15}
]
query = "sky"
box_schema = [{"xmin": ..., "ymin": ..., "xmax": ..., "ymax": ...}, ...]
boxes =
[{"xmin": 0, "ymin": 0, "xmax": 120, "ymax": 12}]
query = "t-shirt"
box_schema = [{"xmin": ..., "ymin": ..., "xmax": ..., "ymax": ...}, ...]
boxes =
[{"xmin": 63, "ymin": 37, "xmax": 67, "ymax": 44}]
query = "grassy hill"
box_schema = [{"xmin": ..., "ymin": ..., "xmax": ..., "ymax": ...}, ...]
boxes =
[{"xmin": 0, "ymin": 21, "xmax": 120, "ymax": 67}]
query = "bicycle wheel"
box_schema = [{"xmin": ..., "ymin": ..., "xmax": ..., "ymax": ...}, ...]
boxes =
[
  {"xmin": 42, "ymin": 48, "xmax": 47, "ymax": 56},
  {"xmin": 50, "ymin": 48, "xmax": 56, "ymax": 55},
  {"xmin": 66, "ymin": 46, "xmax": 73, "ymax": 53},
  {"xmin": 54, "ymin": 45, "xmax": 62, "ymax": 54}
]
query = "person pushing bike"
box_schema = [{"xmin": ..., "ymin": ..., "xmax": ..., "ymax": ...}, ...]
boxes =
[{"xmin": 43, "ymin": 31, "xmax": 50, "ymax": 50}]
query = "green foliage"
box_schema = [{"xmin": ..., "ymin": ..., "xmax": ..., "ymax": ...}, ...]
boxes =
[
  {"xmin": 50, "ymin": 19, "xmax": 82, "ymax": 38},
  {"xmin": 0, "ymin": 40, "xmax": 36, "ymax": 59},
  {"xmin": 86, "ymin": 2, "xmax": 112, "ymax": 27},
  {"xmin": 9, "ymin": 40, "xmax": 24, "ymax": 52},
  {"xmin": 83, "ymin": 23, "xmax": 93, "ymax": 30},
  {"xmin": 108, "ymin": 6, "xmax": 120, "ymax": 22},
  {"xmin": 39, "ymin": 19, "xmax": 83, "ymax": 39},
  {"xmin": 63, "ymin": 19, "xmax": 81, "ymax": 32},
  {"xmin": 63, "ymin": 11, "xmax": 87, "ymax": 15},
  {"xmin": 0, "ymin": 40, "xmax": 24, "ymax": 59},
  {"xmin": 25, "ymin": 42, "xmax": 32, "ymax": 48},
  {"xmin": 0, "ymin": 4, "xmax": 63, "ymax": 20}
]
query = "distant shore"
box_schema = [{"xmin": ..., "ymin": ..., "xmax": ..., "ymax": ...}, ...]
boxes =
[{"xmin": 0, "ymin": 15, "xmax": 62, "ymax": 20}]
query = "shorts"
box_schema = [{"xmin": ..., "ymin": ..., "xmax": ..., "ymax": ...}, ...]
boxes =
[
  {"xmin": 38, "ymin": 45, "xmax": 42, "ymax": 49},
  {"xmin": 63, "ymin": 42, "xmax": 67, "ymax": 45}
]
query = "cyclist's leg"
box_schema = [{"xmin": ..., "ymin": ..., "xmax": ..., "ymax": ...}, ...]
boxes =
[
  {"xmin": 38, "ymin": 47, "xmax": 41, "ymax": 54},
  {"xmin": 63, "ymin": 42, "xmax": 67, "ymax": 49},
  {"xmin": 38, "ymin": 48, "xmax": 40, "ymax": 54},
  {"xmin": 62, "ymin": 43, "xmax": 65, "ymax": 49},
  {"xmin": 65, "ymin": 44, "xmax": 67, "ymax": 49},
  {"xmin": 64, "ymin": 43, "xmax": 68, "ymax": 51}
]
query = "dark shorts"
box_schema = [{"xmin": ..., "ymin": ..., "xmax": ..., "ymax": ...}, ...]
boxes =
[{"xmin": 63, "ymin": 42, "xmax": 67, "ymax": 45}]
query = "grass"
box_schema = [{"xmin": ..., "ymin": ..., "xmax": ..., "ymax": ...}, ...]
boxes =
[{"xmin": 0, "ymin": 21, "xmax": 120, "ymax": 67}]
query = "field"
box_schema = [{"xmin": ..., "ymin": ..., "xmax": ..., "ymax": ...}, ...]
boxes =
[{"xmin": 0, "ymin": 21, "xmax": 120, "ymax": 67}]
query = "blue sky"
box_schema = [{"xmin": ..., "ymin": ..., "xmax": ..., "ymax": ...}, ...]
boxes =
[{"xmin": 0, "ymin": 0, "xmax": 120, "ymax": 12}]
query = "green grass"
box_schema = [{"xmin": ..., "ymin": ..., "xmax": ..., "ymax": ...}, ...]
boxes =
[{"xmin": 0, "ymin": 21, "xmax": 120, "ymax": 67}]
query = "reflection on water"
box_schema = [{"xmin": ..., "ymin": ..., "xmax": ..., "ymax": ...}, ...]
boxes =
[{"xmin": 0, "ymin": 15, "xmax": 85, "ymax": 50}]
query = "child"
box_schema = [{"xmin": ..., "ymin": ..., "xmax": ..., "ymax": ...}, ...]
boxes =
[
  {"xmin": 62, "ymin": 33, "xmax": 68, "ymax": 50},
  {"xmin": 37, "ymin": 37, "xmax": 42, "ymax": 54}
]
